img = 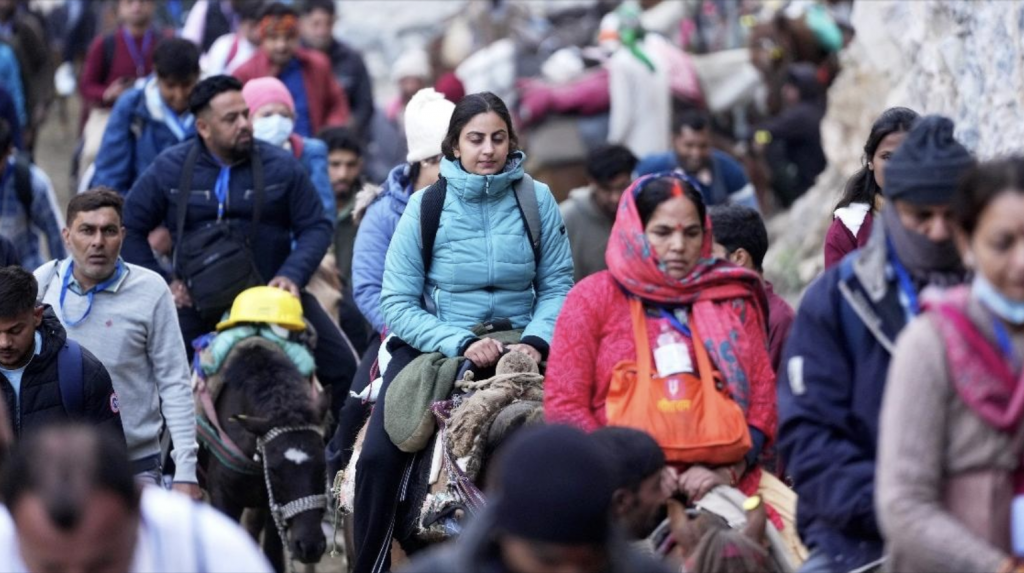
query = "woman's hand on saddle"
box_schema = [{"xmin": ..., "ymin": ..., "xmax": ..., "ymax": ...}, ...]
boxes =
[
  {"xmin": 506, "ymin": 343, "xmax": 542, "ymax": 364},
  {"xmin": 465, "ymin": 338, "xmax": 505, "ymax": 367},
  {"xmin": 678, "ymin": 465, "xmax": 728, "ymax": 502}
]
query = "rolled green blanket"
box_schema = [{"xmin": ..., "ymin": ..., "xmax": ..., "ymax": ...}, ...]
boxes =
[{"xmin": 384, "ymin": 329, "xmax": 524, "ymax": 453}]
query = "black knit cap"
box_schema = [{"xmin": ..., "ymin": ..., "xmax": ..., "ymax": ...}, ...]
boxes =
[
  {"xmin": 883, "ymin": 115, "xmax": 974, "ymax": 205},
  {"xmin": 492, "ymin": 425, "xmax": 617, "ymax": 545}
]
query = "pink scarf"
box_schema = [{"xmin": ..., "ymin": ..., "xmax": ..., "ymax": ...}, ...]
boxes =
[
  {"xmin": 931, "ymin": 287, "xmax": 1024, "ymax": 432},
  {"xmin": 605, "ymin": 173, "xmax": 774, "ymax": 420}
]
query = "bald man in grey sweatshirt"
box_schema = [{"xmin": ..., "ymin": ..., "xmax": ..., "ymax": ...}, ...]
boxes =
[{"xmin": 35, "ymin": 189, "xmax": 199, "ymax": 499}]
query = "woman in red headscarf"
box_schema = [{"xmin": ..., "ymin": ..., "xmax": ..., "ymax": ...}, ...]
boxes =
[{"xmin": 545, "ymin": 172, "xmax": 777, "ymax": 501}]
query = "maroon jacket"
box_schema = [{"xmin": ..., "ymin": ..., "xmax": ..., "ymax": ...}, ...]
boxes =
[
  {"xmin": 824, "ymin": 210, "xmax": 874, "ymax": 269},
  {"xmin": 234, "ymin": 48, "xmax": 350, "ymax": 134},
  {"xmin": 765, "ymin": 281, "xmax": 795, "ymax": 375},
  {"xmin": 79, "ymin": 28, "xmax": 168, "ymax": 110}
]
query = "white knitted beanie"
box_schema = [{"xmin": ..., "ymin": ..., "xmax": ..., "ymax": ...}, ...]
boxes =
[{"xmin": 404, "ymin": 88, "xmax": 456, "ymax": 163}]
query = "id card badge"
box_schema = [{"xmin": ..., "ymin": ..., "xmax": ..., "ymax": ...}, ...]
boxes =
[{"xmin": 654, "ymin": 340, "xmax": 695, "ymax": 376}]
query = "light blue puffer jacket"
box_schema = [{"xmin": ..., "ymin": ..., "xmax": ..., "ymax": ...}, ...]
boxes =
[{"xmin": 380, "ymin": 152, "xmax": 574, "ymax": 357}]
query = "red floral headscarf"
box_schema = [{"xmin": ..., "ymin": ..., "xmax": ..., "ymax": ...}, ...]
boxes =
[{"xmin": 605, "ymin": 172, "xmax": 775, "ymax": 435}]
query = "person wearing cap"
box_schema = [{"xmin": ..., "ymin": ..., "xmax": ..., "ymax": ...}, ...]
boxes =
[
  {"xmin": 241, "ymin": 76, "xmax": 335, "ymax": 222},
  {"xmin": 34, "ymin": 188, "xmax": 198, "ymax": 498},
  {"xmin": 120, "ymin": 75, "xmax": 357, "ymax": 413},
  {"xmin": 402, "ymin": 425, "xmax": 673, "ymax": 573},
  {"xmin": 322, "ymin": 87, "xmax": 455, "ymax": 496},
  {"xmin": 777, "ymin": 115, "xmax": 974, "ymax": 573},
  {"xmin": 233, "ymin": 2, "xmax": 350, "ymax": 137},
  {"xmin": 351, "ymin": 87, "xmax": 454, "ymax": 336}
]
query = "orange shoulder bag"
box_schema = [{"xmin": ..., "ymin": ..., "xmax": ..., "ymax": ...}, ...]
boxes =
[{"xmin": 605, "ymin": 298, "xmax": 751, "ymax": 465}]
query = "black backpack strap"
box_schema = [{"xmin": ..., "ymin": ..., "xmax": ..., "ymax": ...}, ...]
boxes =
[
  {"xmin": 249, "ymin": 145, "xmax": 264, "ymax": 245},
  {"xmin": 101, "ymin": 32, "xmax": 116, "ymax": 84},
  {"xmin": 419, "ymin": 177, "xmax": 447, "ymax": 276},
  {"xmin": 511, "ymin": 174, "xmax": 542, "ymax": 267},
  {"xmin": 13, "ymin": 155, "xmax": 32, "ymax": 224},
  {"xmin": 57, "ymin": 339, "xmax": 85, "ymax": 417},
  {"xmin": 173, "ymin": 141, "xmax": 201, "ymax": 275}
]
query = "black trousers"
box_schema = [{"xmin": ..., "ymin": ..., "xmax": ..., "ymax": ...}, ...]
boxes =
[
  {"xmin": 352, "ymin": 339, "xmax": 420, "ymax": 573},
  {"xmin": 326, "ymin": 335, "xmax": 380, "ymax": 478},
  {"xmin": 178, "ymin": 290, "xmax": 357, "ymax": 402}
]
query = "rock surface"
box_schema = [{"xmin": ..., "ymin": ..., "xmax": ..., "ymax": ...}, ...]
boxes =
[{"xmin": 764, "ymin": 0, "xmax": 1024, "ymax": 302}]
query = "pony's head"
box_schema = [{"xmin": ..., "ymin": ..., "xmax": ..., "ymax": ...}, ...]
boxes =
[{"xmin": 227, "ymin": 341, "xmax": 329, "ymax": 564}]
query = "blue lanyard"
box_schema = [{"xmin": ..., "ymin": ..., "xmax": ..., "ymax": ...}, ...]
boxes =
[
  {"xmin": 992, "ymin": 318, "xmax": 1020, "ymax": 372},
  {"xmin": 214, "ymin": 166, "xmax": 230, "ymax": 221},
  {"xmin": 659, "ymin": 308, "xmax": 692, "ymax": 338},
  {"xmin": 59, "ymin": 260, "xmax": 124, "ymax": 327},
  {"xmin": 161, "ymin": 101, "xmax": 194, "ymax": 141},
  {"xmin": 886, "ymin": 238, "xmax": 921, "ymax": 316},
  {"xmin": 122, "ymin": 27, "xmax": 154, "ymax": 76}
]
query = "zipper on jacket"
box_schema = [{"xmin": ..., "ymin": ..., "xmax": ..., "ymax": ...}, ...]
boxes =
[{"xmin": 483, "ymin": 179, "xmax": 495, "ymax": 319}]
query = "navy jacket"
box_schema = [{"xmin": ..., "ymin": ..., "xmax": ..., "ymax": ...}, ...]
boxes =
[
  {"xmin": 121, "ymin": 139, "xmax": 332, "ymax": 288},
  {"xmin": 777, "ymin": 222, "xmax": 907, "ymax": 572},
  {"xmin": 635, "ymin": 149, "xmax": 756, "ymax": 209}
]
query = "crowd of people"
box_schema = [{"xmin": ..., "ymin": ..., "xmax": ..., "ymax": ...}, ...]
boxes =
[{"xmin": 0, "ymin": 1, "xmax": 1022, "ymax": 573}]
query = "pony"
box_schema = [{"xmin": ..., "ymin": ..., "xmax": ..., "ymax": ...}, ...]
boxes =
[{"xmin": 198, "ymin": 338, "xmax": 328, "ymax": 572}]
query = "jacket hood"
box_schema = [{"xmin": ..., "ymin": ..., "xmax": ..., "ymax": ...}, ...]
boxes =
[
  {"xmin": 379, "ymin": 164, "xmax": 415, "ymax": 215},
  {"xmin": 440, "ymin": 151, "xmax": 527, "ymax": 202},
  {"xmin": 36, "ymin": 306, "xmax": 68, "ymax": 363}
]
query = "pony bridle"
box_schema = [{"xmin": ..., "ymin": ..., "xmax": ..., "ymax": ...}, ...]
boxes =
[{"xmin": 255, "ymin": 424, "xmax": 327, "ymax": 567}]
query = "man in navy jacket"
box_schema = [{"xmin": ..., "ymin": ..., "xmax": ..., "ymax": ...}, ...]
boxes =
[
  {"xmin": 777, "ymin": 116, "xmax": 973, "ymax": 573},
  {"xmin": 121, "ymin": 75, "xmax": 355, "ymax": 398}
]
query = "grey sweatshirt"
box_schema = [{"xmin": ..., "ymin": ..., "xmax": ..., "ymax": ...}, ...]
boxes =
[{"xmin": 35, "ymin": 259, "xmax": 198, "ymax": 483}]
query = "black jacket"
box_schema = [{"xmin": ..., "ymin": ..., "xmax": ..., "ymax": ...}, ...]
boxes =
[
  {"xmin": 121, "ymin": 139, "xmax": 332, "ymax": 288},
  {"xmin": 0, "ymin": 307, "xmax": 125, "ymax": 441},
  {"xmin": 326, "ymin": 39, "xmax": 374, "ymax": 138}
]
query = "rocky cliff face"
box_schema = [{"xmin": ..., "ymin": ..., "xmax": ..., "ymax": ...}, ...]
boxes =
[{"xmin": 763, "ymin": 0, "xmax": 1024, "ymax": 301}]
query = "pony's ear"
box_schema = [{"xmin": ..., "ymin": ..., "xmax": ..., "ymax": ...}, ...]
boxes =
[{"xmin": 232, "ymin": 414, "xmax": 274, "ymax": 436}]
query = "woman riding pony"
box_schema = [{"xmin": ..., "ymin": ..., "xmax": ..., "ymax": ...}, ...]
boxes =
[
  {"xmin": 352, "ymin": 92, "xmax": 574, "ymax": 573},
  {"xmin": 545, "ymin": 172, "xmax": 777, "ymax": 503}
]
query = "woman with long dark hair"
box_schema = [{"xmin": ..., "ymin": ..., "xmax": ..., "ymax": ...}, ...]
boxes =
[
  {"xmin": 824, "ymin": 107, "xmax": 919, "ymax": 268},
  {"xmin": 351, "ymin": 91, "xmax": 574, "ymax": 573}
]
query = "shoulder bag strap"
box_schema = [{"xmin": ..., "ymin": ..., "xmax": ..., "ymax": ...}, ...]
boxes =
[{"xmin": 173, "ymin": 141, "xmax": 201, "ymax": 274}]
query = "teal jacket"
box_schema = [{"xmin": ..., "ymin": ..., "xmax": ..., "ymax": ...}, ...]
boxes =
[{"xmin": 380, "ymin": 152, "xmax": 574, "ymax": 358}]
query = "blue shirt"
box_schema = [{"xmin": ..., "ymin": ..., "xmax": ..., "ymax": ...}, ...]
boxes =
[
  {"xmin": 0, "ymin": 331, "xmax": 43, "ymax": 424},
  {"xmin": 280, "ymin": 59, "xmax": 312, "ymax": 137}
]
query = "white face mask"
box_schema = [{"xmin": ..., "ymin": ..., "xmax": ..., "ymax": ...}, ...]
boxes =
[{"xmin": 253, "ymin": 114, "xmax": 294, "ymax": 147}]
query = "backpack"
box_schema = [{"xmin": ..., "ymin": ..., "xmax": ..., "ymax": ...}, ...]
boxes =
[
  {"xmin": 57, "ymin": 339, "xmax": 85, "ymax": 417},
  {"xmin": 419, "ymin": 174, "xmax": 541, "ymax": 276}
]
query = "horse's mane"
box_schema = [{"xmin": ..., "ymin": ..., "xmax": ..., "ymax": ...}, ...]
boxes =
[{"xmin": 222, "ymin": 342, "xmax": 319, "ymax": 427}]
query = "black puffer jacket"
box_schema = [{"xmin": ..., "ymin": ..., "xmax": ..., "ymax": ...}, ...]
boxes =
[{"xmin": 0, "ymin": 306, "xmax": 125, "ymax": 441}]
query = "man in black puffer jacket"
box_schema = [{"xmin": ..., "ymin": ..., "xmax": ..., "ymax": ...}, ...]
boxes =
[{"xmin": 0, "ymin": 266, "xmax": 124, "ymax": 442}]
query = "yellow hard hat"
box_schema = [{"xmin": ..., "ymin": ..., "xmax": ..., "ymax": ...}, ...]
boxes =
[{"xmin": 216, "ymin": 286, "xmax": 306, "ymax": 332}]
